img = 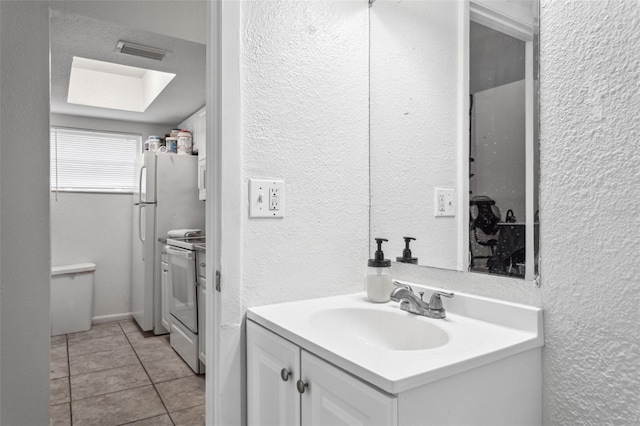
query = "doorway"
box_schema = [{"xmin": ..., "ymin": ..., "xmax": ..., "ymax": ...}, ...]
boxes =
[{"xmin": 47, "ymin": 2, "xmax": 219, "ymax": 424}]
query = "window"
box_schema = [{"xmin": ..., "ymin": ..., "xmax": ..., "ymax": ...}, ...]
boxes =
[{"xmin": 50, "ymin": 127, "xmax": 142, "ymax": 193}]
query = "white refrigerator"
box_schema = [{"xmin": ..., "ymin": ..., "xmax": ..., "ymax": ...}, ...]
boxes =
[{"xmin": 131, "ymin": 152, "xmax": 205, "ymax": 334}]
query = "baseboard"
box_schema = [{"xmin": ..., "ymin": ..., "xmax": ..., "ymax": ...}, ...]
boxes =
[{"xmin": 92, "ymin": 312, "xmax": 133, "ymax": 324}]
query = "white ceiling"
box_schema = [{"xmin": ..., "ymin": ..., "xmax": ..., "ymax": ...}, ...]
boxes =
[{"xmin": 50, "ymin": 9, "xmax": 206, "ymax": 125}]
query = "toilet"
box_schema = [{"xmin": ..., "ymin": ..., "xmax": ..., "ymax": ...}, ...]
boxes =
[{"xmin": 50, "ymin": 263, "xmax": 96, "ymax": 336}]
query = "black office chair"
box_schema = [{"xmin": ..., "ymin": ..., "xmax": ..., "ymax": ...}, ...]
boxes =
[{"xmin": 469, "ymin": 196, "xmax": 501, "ymax": 271}]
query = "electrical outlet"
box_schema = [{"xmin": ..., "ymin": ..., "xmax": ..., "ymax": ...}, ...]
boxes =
[
  {"xmin": 249, "ymin": 179, "xmax": 284, "ymax": 218},
  {"xmin": 269, "ymin": 187, "xmax": 280, "ymax": 210},
  {"xmin": 435, "ymin": 188, "xmax": 455, "ymax": 217}
]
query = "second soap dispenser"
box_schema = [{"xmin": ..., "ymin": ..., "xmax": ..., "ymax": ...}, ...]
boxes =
[
  {"xmin": 366, "ymin": 238, "xmax": 393, "ymax": 303},
  {"xmin": 396, "ymin": 237, "xmax": 418, "ymax": 264}
]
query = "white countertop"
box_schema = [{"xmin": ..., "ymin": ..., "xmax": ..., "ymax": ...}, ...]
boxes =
[{"xmin": 247, "ymin": 290, "xmax": 543, "ymax": 394}]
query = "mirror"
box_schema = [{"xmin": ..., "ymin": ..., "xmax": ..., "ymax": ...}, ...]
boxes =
[{"xmin": 370, "ymin": 0, "xmax": 539, "ymax": 280}]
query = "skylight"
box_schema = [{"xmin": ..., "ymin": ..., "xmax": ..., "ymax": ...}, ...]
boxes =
[{"xmin": 67, "ymin": 57, "xmax": 176, "ymax": 112}]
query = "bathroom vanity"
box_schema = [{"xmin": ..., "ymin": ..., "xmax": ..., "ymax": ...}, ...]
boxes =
[{"xmin": 247, "ymin": 287, "xmax": 543, "ymax": 425}]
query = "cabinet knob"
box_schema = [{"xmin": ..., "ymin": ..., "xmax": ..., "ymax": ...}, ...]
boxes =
[
  {"xmin": 163, "ymin": 269, "xmax": 168, "ymax": 273},
  {"xmin": 280, "ymin": 368, "xmax": 291, "ymax": 382},
  {"xmin": 200, "ymin": 262, "xmax": 206, "ymax": 267},
  {"xmin": 296, "ymin": 379, "xmax": 308, "ymax": 394}
]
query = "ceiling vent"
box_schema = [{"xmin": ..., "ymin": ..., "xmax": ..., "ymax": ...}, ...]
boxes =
[{"xmin": 116, "ymin": 41, "xmax": 168, "ymax": 61}]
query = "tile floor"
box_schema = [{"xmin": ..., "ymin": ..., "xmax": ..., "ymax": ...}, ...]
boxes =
[{"xmin": 50, "ymin": 320, "xmax": 205, "ymax": 426}]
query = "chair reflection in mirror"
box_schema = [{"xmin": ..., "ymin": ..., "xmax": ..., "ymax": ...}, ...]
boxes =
[
  {"xmin": 469, "ymin": 196, "xmax": 501, "ymax": 272},
  {"xmin": 469, "ymin": 196, "xmax": 526, "ymax": 276}
]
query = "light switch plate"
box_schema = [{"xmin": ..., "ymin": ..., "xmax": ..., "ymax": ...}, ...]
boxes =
[
  {"xmin": 435, "ymin": 188, "xmax": 456, "ymax": 217},
  {"xmin": 249, "ymin": 179, "xmax": 284, "ymax": 218}
]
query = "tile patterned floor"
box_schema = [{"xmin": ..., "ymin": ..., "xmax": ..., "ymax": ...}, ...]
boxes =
[{"xmin": 50, "ymin": 320, "xmax": 205, "ymax": 426}]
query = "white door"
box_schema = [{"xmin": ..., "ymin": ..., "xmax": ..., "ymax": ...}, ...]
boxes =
[
  {"xmin": 247, "ymin": 321, "xmax": 300, "ymax": 426},
  {"xmin": 167, "ymin": 246, "xmax": 197, "ymax": 333},
  {"xmin": 301, "ymin": 351, "xmax": 397, "ymax": 426}
]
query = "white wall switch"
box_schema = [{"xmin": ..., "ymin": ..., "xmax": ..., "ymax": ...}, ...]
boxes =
[
  {"xmin": 249, "ymin": 179, "xmax": 284, "ymax": 218},
  {"xmin": 435, "ymin": 188, "xmax": 456, "ymax": 217}
]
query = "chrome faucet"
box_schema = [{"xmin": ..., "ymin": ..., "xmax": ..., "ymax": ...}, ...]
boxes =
[{"xmin": 390, "ymin": 280, "xmax": 454, "ymax": 319}]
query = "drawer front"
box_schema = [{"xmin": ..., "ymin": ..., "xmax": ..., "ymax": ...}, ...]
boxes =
[{"xmin": 170, "ymin": 321, "xmax": 199, "ymax": 374}]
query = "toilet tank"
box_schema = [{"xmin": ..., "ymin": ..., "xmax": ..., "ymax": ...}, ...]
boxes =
[{"xmin": 50, "ymin": 263, "xmax": 96, "ymax": 336}]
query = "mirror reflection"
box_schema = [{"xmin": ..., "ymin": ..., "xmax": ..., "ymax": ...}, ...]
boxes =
[
  {"xmin": 370, "ymin": 0, "xmax": 539, "ymax": 280},
  {"xmin": 468, "ymin": 0, "xmax": 539, "ymax": 278}
]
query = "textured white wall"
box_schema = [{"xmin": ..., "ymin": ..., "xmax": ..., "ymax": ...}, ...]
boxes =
[
  {"xmin": 0, "ymin": 2, "xmax": 51, "ymax": 424},
  {"xmin": 370, "ymin": 0, "xmax": 460, "ymax": 270},
  {"xmin": 218, "ymin": 0, "xmax": 370, "ymax": 423},
  {"xmin": 241, "ymin": 0, "xmax": 369, "ymax": 309},
  {"xmin": 539, "ymin": 0, "xmax": 639, "ymax": 423}
]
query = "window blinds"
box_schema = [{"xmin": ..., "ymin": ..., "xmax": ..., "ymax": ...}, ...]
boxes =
[{"xmin": 50, "ymin": 127, "xmax": 142, "ymax": 193}]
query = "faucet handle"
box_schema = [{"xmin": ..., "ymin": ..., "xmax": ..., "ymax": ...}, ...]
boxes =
[
  {"xmin": 393, "ymin": 280, "xmax": 413, "ymax": 292},
  {"xmin": 429, "ymin": 291, "xmax": 454, "ymax": 311}
]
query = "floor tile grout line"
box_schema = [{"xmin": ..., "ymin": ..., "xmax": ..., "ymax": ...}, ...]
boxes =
[
  {"xmin": 152, "ymin": 373, "xmax": 197, "ymax": 385},
  {"xmin": 169, "ymin": 402, "xmax": 206, "ymax": 414},
  {"xmin": 67, "ymin": 324, "xmax": 128, "ymax": 343},
  {"xmin": 70, "ymin": 359, "xmax": 142, "ymax": 378},
  {"xmin": 67, "ymin": 331, "xmax": 126, "ymax": 343},
  {"xmin": 67, "ymin": 331, "xmax": 130, "ymax": 353},
  {"xmin": 121, "ymin": 322, "xmax": 176, "ymax": 426},
  {"xmin": 117, "ymin": 413, "xmax": 172, "ymax": 426},
  {"xmin": 69, "ymin": 382, "xmax": 153, "ymax": 404},
  {"xmin": 69, "ymin": 357, "xmax": 142, "ymax": 379}
]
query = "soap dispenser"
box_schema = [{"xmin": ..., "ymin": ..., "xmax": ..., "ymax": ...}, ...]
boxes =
[
  {"xmin": 366, "ymin": 238, "xmax": 393, "ymax": 303},
  {"xmin": 396, "ymin": 237, "xmax": 418, "ymax": 264}
]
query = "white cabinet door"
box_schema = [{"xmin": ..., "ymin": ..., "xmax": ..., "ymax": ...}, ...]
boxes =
[
  {"xmin": 247, "ymin": 321, "xmax": 300, "ymax": 426},
  {"xmin": 301, "ymin": 351, "xmax": 397, "ymax": 426},
  {"xmin": 197, "ymin": 277, "xmax": 206, "ymax": 366},
  {"xmin": 160, "ymin": 260, "xmax": 170, "ymax": 331},
  {"xmin": 178, "ymin": 106, "xmax": 206, "ymax": 199}
]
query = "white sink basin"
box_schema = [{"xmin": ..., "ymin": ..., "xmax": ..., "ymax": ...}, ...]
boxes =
[
  {"xmin": 309, "ymin": 307, "xmax": 449, "ymax": 351},
  {"xmin": 247, "ymin": 290, "xmax": 543, "ymax": 394}
]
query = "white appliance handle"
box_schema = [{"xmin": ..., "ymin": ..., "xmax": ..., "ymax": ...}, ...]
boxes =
[
  {"xmin": 138, "ymin": 205, "xmax": 144, "ymax": 243},
  {"xmin": 166, "ymin": 246, "xmax": 194, "ymax": 259},
  {"xmin": 138, "ymin": 165, "xmax": 146, "ymax": 204}
]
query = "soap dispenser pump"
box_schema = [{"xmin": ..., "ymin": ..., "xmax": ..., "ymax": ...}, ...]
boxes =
[
  {"xmin": 396, "ymin": 237, "xmax": 418, "ymax": 264},
  {"xmin": 366, "ymin": 238, "xmax": 393, "ymax": 303}
]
